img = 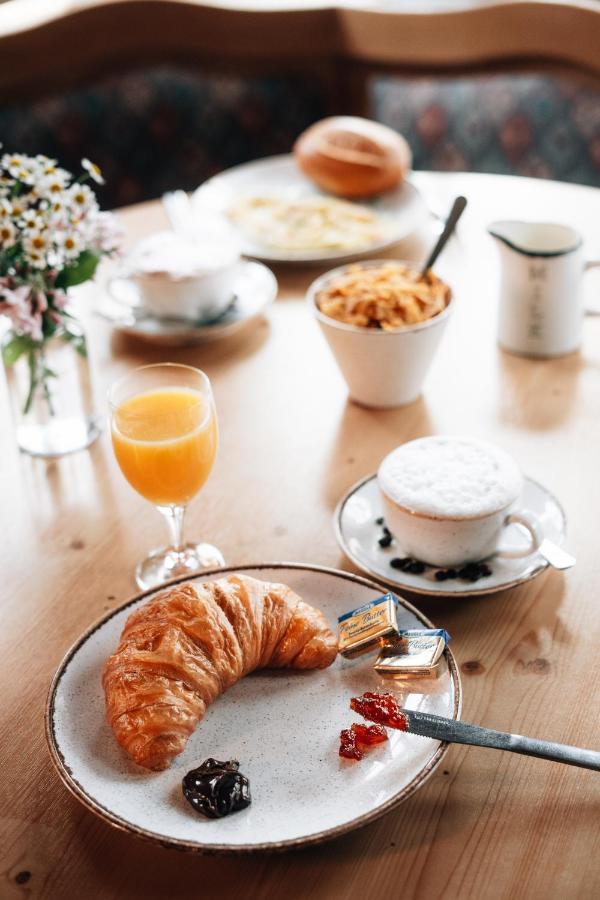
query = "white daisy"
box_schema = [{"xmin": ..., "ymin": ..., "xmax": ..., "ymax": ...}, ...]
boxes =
[
  {"xmin": 39, "ymin": 169, "xmax": 70, "ymax": 198},
  {"xmin": 81, "ymin": 158, "xmax": 105, "ymax": 185},
  {"xmin": 20, "ymin": 209, "xmax": 45, "ymax": 231},
  {"xmin": 67, "ymin": 182, "xmax": 98, "ymax": 218},
  {"xmin": 2, "ymin": 152, "xmax": 26, "ymax": 175},
  {"xmin": 23, "ymin": 230, "xmax": 50, "ymax": 267},
  {"xmin": 3, "ymin": 154, "xmax": 39, "ymax": 185},
  {"xmin": 47, "ymin": 196, "xmax": 69, "ymax": 222},
  {"xmin": 25, "ymin": 250, "xmax": 47, "ymax": 269},
  {"xmin": 9, "ymin": 194, "xmax": 34, "ymax": 219},
  {"xmin": 36, "ymin": 154, "xmax": 57, "ymax": 170},
  {"xmin": 56, "ymin": 230, "xmax": 82, "ymax": 261},
  {"xmin": 0, "ymin": 219, "xmax": 17, "ymax": 248}
]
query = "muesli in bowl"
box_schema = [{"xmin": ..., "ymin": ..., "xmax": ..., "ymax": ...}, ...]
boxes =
[{"xmin": 308, "ymin": 260, "xmax": 453, "ymax": 408}]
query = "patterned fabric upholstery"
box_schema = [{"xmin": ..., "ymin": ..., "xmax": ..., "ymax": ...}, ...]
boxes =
[
  {"xmin": 370, "ymin": 72, "xmax": 600, "ymax": 186},
  {"xmin": 1, "ymin": 65, "xmax": 599, "ymax": 207},
  {"xmin": 0, "ymin": 67, "xmax": 329, "ymax": 208}
]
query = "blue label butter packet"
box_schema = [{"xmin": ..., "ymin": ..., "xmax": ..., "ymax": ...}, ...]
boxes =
[
  {"xmin": 338, "ymin": 593, "xmax": 400, "ymax": 658},
  {"xmin": 374, "ymin": 627, "xmax": 451, "ymax": 675}
]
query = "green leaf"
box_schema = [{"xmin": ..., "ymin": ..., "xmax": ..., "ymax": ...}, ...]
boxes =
[
  {"xmin": 2, "ymin": 333, "xmax": 35, "ymax": 366},
  {"xmin": 62, "ymin": 324, "xmax": 87, "ymax": 357},
  {"xmin": 55, "ymin": 250, "xmax": 100, "ymax": 289},
  {"xmin": 42, "ymin": 315, "xmax": 59, "ymax": 340}
]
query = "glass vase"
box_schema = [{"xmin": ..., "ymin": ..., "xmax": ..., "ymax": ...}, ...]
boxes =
[{"xmin": 2, "ymin": 321, "xmax": 100, "ymax": 457}]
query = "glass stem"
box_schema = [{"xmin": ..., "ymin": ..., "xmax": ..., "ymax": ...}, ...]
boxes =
[{"xmin": 159, "ymin": 505, "xmax": 186, "ymax": 553}]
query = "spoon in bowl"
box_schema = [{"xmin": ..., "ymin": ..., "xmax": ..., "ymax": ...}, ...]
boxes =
[{"xmin": 420, "ymin": 195, "xmax": 467, "ymax": 277}]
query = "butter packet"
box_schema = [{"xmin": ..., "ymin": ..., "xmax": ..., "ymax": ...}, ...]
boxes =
[
  {"xmin": 374, "ymin": 628, "xmax": 451, "ymax": 676},
  {"xmin": 338, "ymin": 593, "xmax": 399, "ymax": 659}
]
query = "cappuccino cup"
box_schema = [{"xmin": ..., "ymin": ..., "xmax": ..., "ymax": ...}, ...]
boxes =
[
  {"xmin": 122, "ymin": 231, "xmax": 241, "ymax": 323},
  {"xmin": 377, "ymin": 436, "xmax": 540, "ymax": 568}
]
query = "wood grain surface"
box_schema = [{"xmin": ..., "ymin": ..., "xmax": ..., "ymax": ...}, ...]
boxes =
[{"xmin": 1, "ymin": 171, "xmax": 599, "ymax": 899}]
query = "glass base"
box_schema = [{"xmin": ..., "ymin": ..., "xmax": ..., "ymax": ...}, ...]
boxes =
[
  {"xmin": 135, "ymin": 542, "xmax": 225, "ymax": 590},
  {"xmin": 17, "ymin": 416, "xmax": 101, "ymax": 458}
]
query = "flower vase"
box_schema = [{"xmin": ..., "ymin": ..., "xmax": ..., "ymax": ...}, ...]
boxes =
[{"xmin": 2, "ymin": 319, "xmax": 100, "ymax": 457}]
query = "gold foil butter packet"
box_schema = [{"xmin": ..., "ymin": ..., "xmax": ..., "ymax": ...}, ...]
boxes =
[
  {"xmin": 338, "ymin": 593, "xmax": 399, "ymax": 658},
  {"xmin": 374, "ymin": 629, "xmax": 451, "ymax": 676}
]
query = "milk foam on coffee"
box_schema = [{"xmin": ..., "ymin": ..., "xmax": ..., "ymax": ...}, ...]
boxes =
[
  {"xmin": 378, "ymin": 436, "xmax": 523, "ymax": 519},
  {"xmin": 128, "ymin": 231, "xmax": 239, "ymax": 280}
]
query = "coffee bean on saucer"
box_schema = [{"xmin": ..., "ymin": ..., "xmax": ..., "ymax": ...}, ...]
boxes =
[
  {"xmin": 375, "ymin": 517, "xmax": 385, "ymax": 526},
  {"xmin": 480, "ymin": 564, "xmax": 492, "ymax": 577},
  {"xmin": 378, "ymin": 534, "xmax": 392, "ymax": 548},
  {"xmin": 458, "ymin": 563, "xmax": 487, "ymax": 582},
  {"xmin": 435, "ymin": 570, "xmax": 448, "ymax": 581},
  {"xmin": 408, "ymin": 561, "xmax": 426, "ymax": 574}
]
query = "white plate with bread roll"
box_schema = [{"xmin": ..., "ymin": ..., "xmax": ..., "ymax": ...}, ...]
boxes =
[
  {"xmin": 193, "ymin": 117, "xmax": 428, "ymax": 264},
  {"xmin": 46, "ymin": 564, "xmax": 460, "ymax": 852}
]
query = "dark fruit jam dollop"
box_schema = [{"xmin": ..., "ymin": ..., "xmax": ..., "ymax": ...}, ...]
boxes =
[
  {"xmin": 339, "ymin": 723, "xmax": 388, "ymax": 760},
  {"xmin": 350, "ymin": 692, "xmax": 408, "ymax": 730},
  {"xmin": 182, "ymin": 758, "xmax": 251, "ymax": 819}
]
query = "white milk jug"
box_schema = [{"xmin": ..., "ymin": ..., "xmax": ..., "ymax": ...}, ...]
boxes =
[{"xmin": 488, "ymin": 221, "xmax": 600, "ymax": 357}]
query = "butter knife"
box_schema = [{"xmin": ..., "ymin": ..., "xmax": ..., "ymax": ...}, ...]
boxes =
[{"xmin": 402, "ymin": 708, "xmax": 600, "ymax": 771}]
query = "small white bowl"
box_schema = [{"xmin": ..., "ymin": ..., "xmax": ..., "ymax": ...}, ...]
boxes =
[{"xmin": 307, "ymin": 260, "xmax": 453, "ymax": 408}]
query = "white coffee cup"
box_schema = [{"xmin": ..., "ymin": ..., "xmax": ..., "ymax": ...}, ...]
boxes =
[
  {"xmin": 307, "ymin": 260, "xmax": 453, "ymax": 408},
  {"xmin": 377, "ymin": 436, "xmax": 540, "ymax": 567},
  {"xmin": 489, "ymin": 221, "xmax": 600, "ymax": 357},
  {"xmin": 121, "ymin": 231, "xmax": 242, "ymax": 323}
]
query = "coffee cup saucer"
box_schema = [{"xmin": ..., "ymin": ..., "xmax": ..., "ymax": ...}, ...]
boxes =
[
  {"xmin": 334, "ymin": 473, "xmax": 567, "ymax": 597},
  {"xmin": 95, "ymin": 260, "xmax": 277, "ymax": 346}
]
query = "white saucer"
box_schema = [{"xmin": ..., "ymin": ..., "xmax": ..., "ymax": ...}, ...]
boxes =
[
  {"xmin": 335, "ymin": 475, "xmax": 568, "ymax": 597},
  {"xmin": 96, "ymin": 260, "xmax": 277, "ymax": 346},
  {"xmin": 192, "ymin": 154, "xmax": 429, "ymax": 264}
]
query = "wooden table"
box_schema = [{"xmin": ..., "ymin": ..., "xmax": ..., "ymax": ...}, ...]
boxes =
[{"xmin": 1, "ymin": 171, "xmax": 599, "ymax": 900}]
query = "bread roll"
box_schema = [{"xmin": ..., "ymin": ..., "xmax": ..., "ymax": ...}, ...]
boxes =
[{"xmin": 294, "ymin": 116, "xmax": 411, "ymax": 199}]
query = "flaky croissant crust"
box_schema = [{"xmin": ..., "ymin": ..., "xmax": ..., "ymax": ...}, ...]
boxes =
[{"xmin": 103, "ymin": 574, "xmax": 337, "ymax": 770}]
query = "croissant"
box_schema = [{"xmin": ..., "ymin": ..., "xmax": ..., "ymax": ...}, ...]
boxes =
[{"xmin": 103, "ymin": 574, "xmax": 337, "ymax": 770}]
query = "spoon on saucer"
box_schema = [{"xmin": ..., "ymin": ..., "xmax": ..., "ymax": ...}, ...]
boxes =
[
  {"xmin": 537, "ymin": 539, "xmax": 576, "ymax": 570},
  {"xmin": 420, "ymin": 195, "xmax": 467, "ymax": 276}
]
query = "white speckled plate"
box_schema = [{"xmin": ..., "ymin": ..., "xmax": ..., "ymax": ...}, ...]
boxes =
[
  {"xmin": 335, "ymin": 476, "xmax": 567, "ymax": 597},
  {"xmin": 192, "ymin": 155, "xmax": 429, "ymax": 264},
  {"xmin": 46, "ymin": 564, "xmax": 460, "ymax": 853}
]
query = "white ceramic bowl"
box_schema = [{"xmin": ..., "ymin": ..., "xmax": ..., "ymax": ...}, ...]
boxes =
[{"xmin": 307, "ymin": 260, "xmax": 453, "ymax": 408}]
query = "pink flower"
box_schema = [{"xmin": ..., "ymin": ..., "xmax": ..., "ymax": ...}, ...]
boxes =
[
  {"xmin": 33, "ymin": 290, "xmax": 48, "ymax": 313},
  {"xmin": 0, "ymin": 284, "xmax": 43, "ymax": 341},
  {"xmin": 51, "ymin": 289, "xmax": 68, "ymax": 310},
  {"xmin": 91, "ymin": 211, "xmax": 123, "ymax": 255}
]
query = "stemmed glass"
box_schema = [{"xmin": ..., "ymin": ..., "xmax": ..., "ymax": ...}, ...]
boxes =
[{"xmin": 109, "ymin": 363, "xmax": 224, "ymax": 589}]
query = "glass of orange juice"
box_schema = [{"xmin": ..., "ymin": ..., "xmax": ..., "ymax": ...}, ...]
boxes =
[{"xmin": 109, "ymin": 363, "xmax": 223, "ymax": 589}]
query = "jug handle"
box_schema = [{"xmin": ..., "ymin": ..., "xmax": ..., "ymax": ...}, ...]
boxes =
[{"xmin": 584, "ymin": 260, "xmax": 600, "ymax": 316}]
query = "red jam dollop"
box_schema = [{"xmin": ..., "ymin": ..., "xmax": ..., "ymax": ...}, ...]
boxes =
[
  {"xmin": 350, "ymin": 692, "xmax": 408, "ymax": 730},
  {"xmin": 339, "ymin": 722, "xmax": 388, "ymax": 760}
]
